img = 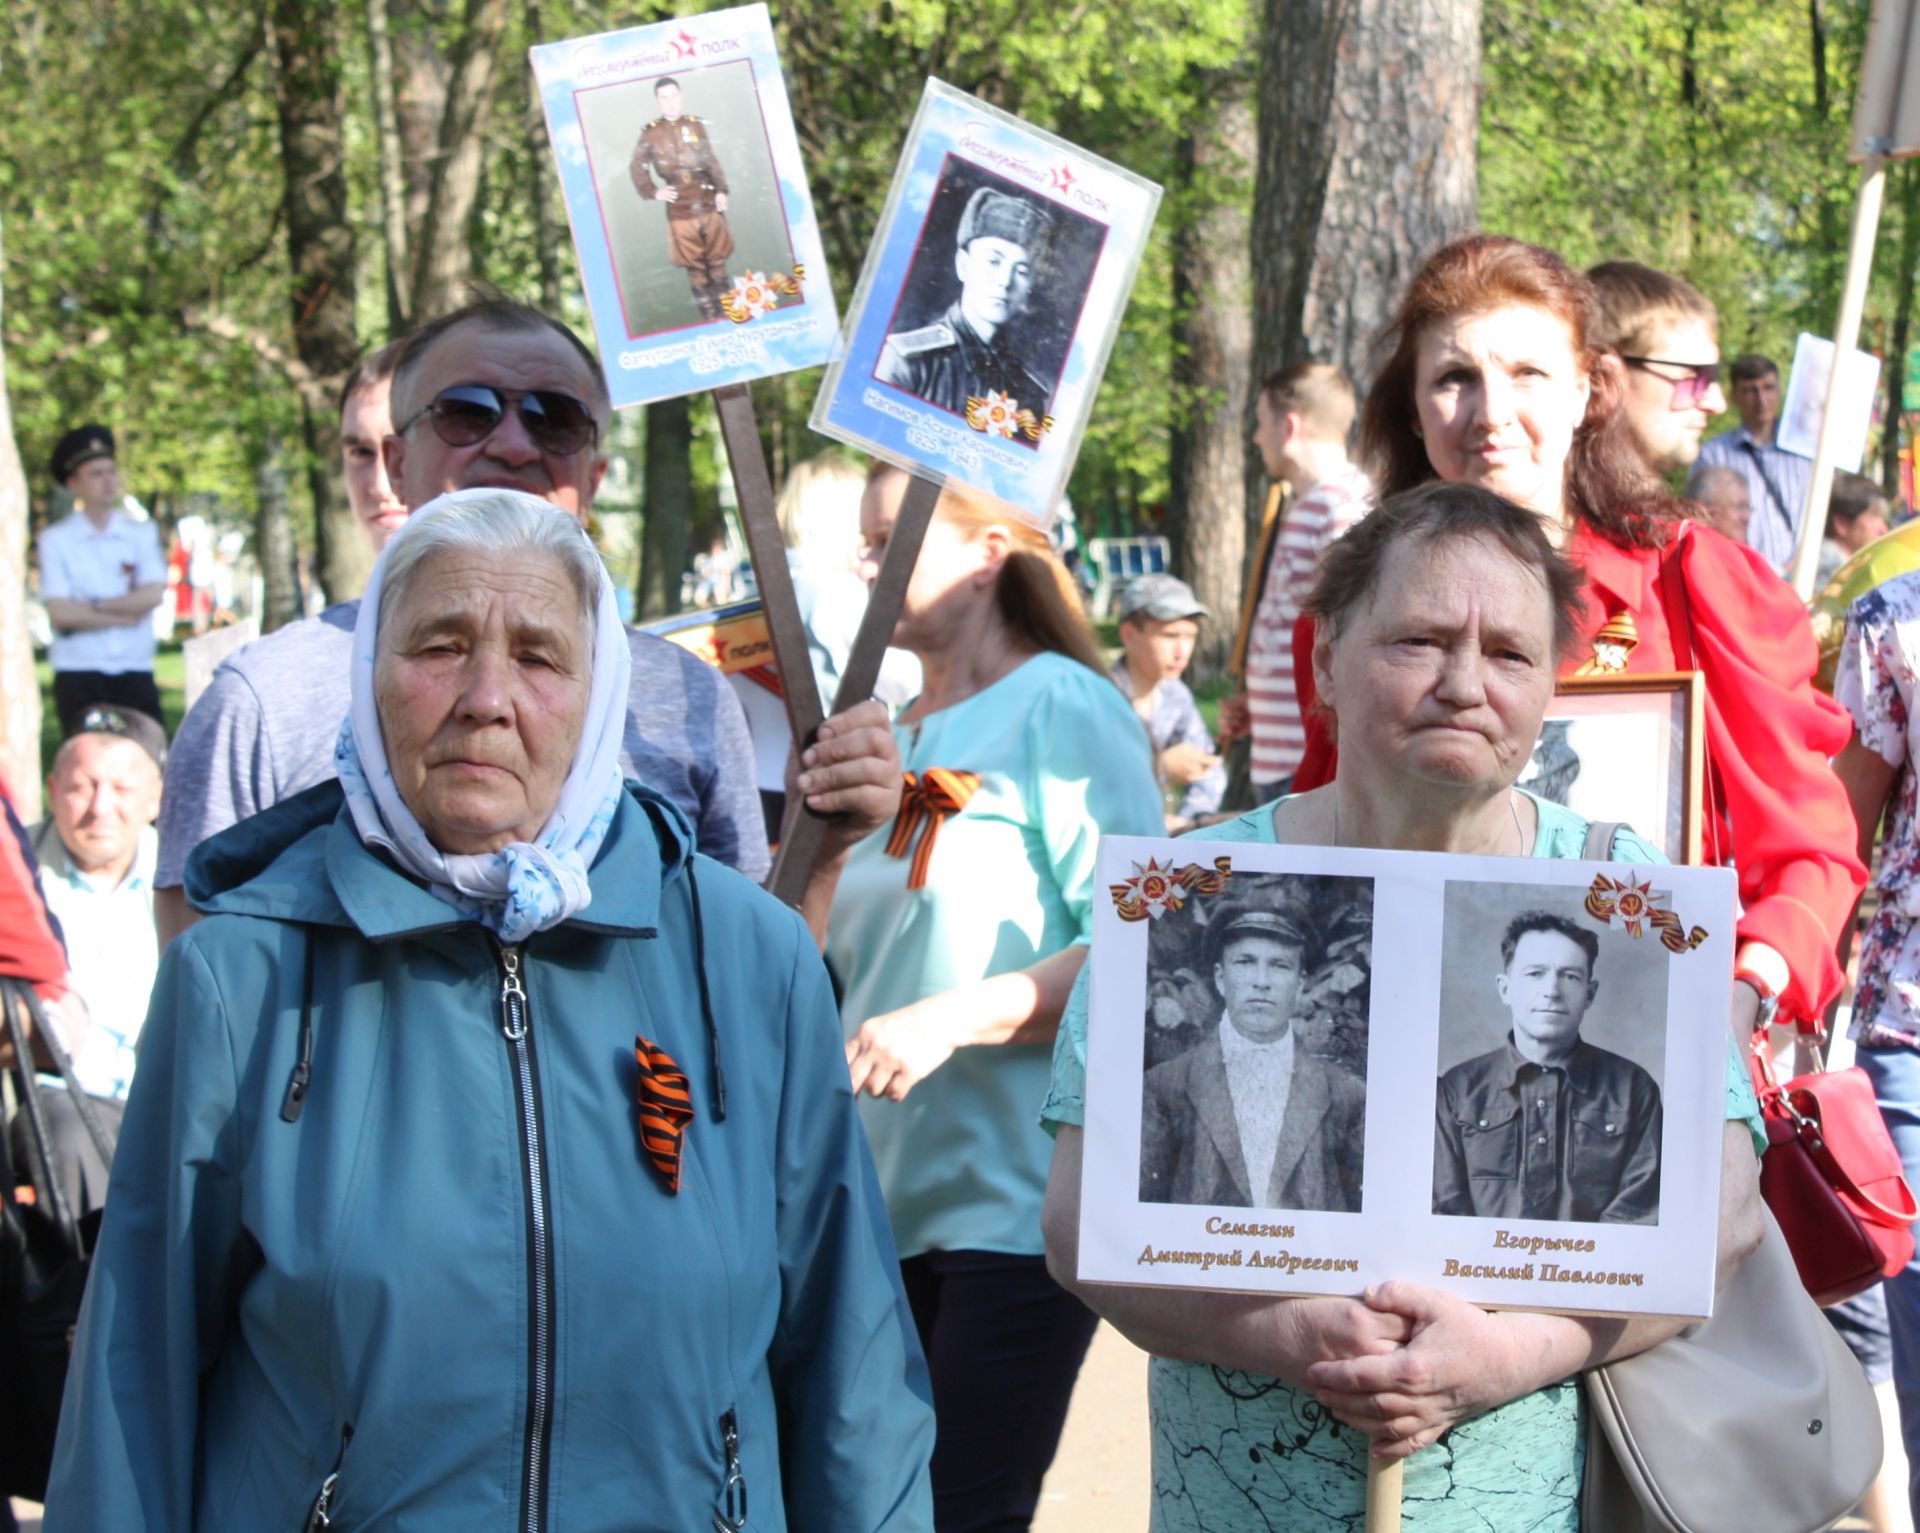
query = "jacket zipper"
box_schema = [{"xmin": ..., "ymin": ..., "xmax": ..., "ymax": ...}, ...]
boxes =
[
  {"xmin": 303, "ymin": 1423, "xmax": 353, "ymax": 1530},
  {"xmin": 712, "ymin": 1408, "xmax": 747, "ymax": 1533},
  {"xmin": 499, "ymin": 943, "xmax": 555, "ymax": 1533}
]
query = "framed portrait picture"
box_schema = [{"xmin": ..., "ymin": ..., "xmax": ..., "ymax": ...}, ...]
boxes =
[
  {"xmin": 1078, "ymin": 835, "xmax": 1737, "ymax": 1320},
  {"xmin": 810, "ymin": 79, "xmax": 1162, "ymax": 527},
  {"xmin": 531, "ymin": 5, "xmax": 838, "ymax": 409},
  {"xmin": 1515, "ymin": 672, "xmax": 1706, "ymax": 864}
]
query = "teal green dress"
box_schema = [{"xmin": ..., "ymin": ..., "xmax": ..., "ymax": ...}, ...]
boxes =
[
  {"xmin": 828, "ymin": 651, "xmax": 1164, "ymax": 1258},
  {"xmin": 1040, "ymin": 793, "xmax": 1765, "ymax": 1531}
]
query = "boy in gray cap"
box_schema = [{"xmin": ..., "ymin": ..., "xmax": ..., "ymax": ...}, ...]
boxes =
[
  {"xmin": 878, "ymin": 184, "xmax": 1054, "ymax": 418},
  {"xmin": 1110, "ymin": 574, "xmax": 1224, "ymax": 830}
]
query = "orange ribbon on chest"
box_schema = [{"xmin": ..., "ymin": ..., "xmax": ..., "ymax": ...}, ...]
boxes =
[{"xmin": 884, "ymin": 768, "xmax": 981, "ymax": 889}]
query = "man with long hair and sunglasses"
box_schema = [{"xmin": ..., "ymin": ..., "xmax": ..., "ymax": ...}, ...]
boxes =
[{"xmin": 1588, "ymin": 260, "xmax": 1728, "ymax": 480}]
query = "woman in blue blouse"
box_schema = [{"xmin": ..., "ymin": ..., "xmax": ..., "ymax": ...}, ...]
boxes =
[
  {"xmin": 1041, "ymin": 483, "xmax": 1766, "ymax": 1530},
  {"xmin": 827, "ymin": 465, "xmax": 1163, "ymax": 1532}
]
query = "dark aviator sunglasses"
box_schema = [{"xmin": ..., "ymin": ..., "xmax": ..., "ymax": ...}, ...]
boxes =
[{"xmin": 400, "ymin": 384, "xmax": 600, "ymax": 456}]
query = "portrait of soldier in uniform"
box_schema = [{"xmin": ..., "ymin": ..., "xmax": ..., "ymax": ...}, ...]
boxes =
[
  {"xmin": 1433, "ymin": 909, "xmax": 1663, "ymax": 1224},
  {"xmin": 877, "ymin": 185, "xmax": 1056, "ymax": 422},
  {"xmin": 630, "ymin": 75, "xmax": 734, "ymax": 322},
  {"xmin": 1138, "ymin": 904, "xmax": 1366, "ymax": 1213}
]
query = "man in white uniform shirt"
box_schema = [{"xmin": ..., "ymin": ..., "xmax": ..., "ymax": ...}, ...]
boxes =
[{"xmin": 37, "ymin": 424, "xmax": 169, "ymax": 734}]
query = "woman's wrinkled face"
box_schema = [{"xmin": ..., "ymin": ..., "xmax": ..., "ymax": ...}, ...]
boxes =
[
  {"xmin": 1413, "ymin": 305, "xmax": 1592, "ymax": 521},
  {"xmin": 375, "ymin": 548, "xmax": 591, "ymax": 854},
  {"xmin": 1314, "ymin": 532, "xmax": 1558, "ymax": 795}
]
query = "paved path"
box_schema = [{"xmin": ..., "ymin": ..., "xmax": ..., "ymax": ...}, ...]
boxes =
[{"xmin": 1033, "ymin": 1322, "xmax": 1152, "ymax": 1532}]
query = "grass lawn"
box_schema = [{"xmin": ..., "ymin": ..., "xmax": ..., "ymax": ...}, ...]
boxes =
[{"xmin": 34, "ymin": 642, "xmax": 187, "ymax": 780}]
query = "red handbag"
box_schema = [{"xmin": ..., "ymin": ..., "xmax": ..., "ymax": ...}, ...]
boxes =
[{"xmin": 1750, "ymin": 1035, "xmax": 1918, "ymax": 1306}]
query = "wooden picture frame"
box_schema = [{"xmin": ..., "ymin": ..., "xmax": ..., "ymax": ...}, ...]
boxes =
[{"xmin": 1518, "ymin": 672, "xmax": 1706, "ymax": 865}]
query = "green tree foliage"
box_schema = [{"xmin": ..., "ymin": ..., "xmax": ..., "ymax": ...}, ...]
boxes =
[{"xmin": 1481, "ymin": 0, "xmax": 1875, "ymax": 373}]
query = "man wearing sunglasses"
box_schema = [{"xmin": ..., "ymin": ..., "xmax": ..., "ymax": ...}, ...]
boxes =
[
  {"xmin": 1588, "ymin": 261, "xmax": 1728, "ymax": 480},
  {"xmin": 380, "ymin": 297, "xmax": 903, "ymax": 934}
]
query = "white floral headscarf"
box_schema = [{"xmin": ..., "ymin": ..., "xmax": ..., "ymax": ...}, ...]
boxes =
[{"xmin": 333, "ymin": 488, "xmax": 631, "ymax": 942}]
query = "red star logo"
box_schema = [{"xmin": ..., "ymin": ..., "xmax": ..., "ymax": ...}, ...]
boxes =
[
  {"xmin": 1049, "ymin": 163, "xmax": 1076, "ymax": 195},
  {"xmin": 670, "ymin": 28, "xmax": 699, "ymax": 59}
]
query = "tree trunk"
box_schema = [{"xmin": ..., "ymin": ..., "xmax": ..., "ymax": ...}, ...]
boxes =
[
  {"xmin": 1299, "ymin": 0, "xmax": 1481, "ymax": 396},
  {"xmin": 637, "ymin": 397, "xmax": 693, "ymax": 621},
  {"xmin": 254, "ymin": 423, "xmax": 302, "ymax": 634},
  {"xmin": 1167, "ymin": 78, "xmax": 1254, "ymax": 688},
  {"xmin": 392, "ymin": 0, "xmax": 450, "ymax": 253},
  {"xmin": 410, "ymin": 0, "xmax": 509, "ymax": 319},
  {"xmin": 524, "ymin": 0, "xmax": 565, "ymax": 314},
  {"xmin": 366, "ymin": 0, "xmax": 412, "ymax": 332},
  {"xmin": 0, "ymin": 218, "xmax": 40, "ymax": 815},
  {"xmin": 269, "ymin": 0, "xmax": 367, "ymax": 602}
]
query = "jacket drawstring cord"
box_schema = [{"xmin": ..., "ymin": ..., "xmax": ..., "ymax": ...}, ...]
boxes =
[
  {"xmin": 281, "ymin": 927, "xmax": 316, "ymax": 1123},
  {"xmin": 686, "ymin": 861, "xmax": 727, "ymax": 1121}
]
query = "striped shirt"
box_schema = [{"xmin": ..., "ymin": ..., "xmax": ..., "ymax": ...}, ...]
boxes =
[
  {"xmin": 1245, "ymin": 463, "xmax": 1372, "ymax": 784},
  {"xmin": 1696, "ymin": 426, "xmax": 1813, "ymax": 576}
]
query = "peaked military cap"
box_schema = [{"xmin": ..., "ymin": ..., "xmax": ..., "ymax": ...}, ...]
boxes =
[
  {"xmin": 51, "ymin": 424, "xmax": 115, "ymax": 484},
  {"xmin": 1209, "ymin": 904, "xmax": 1313, "ymax": 967},
  {"xmin": 956, "ymin": 187, "xmax": 1053, "ymax": 256}
]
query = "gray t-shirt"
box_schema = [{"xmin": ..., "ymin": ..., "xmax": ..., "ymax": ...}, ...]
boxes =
[{"xmin": 157, "ymin": 600, "xmax": 770, "ymax": 888}]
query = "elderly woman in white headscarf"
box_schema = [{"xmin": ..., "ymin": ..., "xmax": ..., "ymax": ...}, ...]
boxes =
[{"xmin": 45, "ymin": 489, "xmax": 934, "ymax": 1533}]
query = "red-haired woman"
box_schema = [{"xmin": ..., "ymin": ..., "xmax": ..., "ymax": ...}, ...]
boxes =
[{"xmin": 1295, "ymin": 233, "xmax": 1863, "ymax": 1037}]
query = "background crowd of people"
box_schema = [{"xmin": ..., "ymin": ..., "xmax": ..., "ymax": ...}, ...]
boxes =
[{"xmin": 5, "ymin": 224, "xmax": 1920, "ymax": 1533}]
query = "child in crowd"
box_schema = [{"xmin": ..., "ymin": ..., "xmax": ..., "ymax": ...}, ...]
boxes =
[{"xmin": 1109, "ymin": 574, "xmax": 1224, "ymax": 831}]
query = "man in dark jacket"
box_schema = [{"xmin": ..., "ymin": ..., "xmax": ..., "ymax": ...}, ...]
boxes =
[
  {"xmin": 878, "ymin": 186, "xmax": 1054, "ymax": 422},
  {"xmin": 1139, "ymin": 907, "xmax": 1365, "ymax": 1211},
  {"xmin": 1433, "ymin": 910, "xmax": 1662, "ymax": 1224}
]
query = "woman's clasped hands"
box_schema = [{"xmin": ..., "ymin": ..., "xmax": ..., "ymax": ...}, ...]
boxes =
[{"xmin": 1304, "ymin": 1281, "xmax": 1560, "ymax": 1459}]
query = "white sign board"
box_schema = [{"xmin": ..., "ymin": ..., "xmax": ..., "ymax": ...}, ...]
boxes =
[{"xmin": 1079, "ymin": 835, "xmax": 1738, "ymax": 1320}]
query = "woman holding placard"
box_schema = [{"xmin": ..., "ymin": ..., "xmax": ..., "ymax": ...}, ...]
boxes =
[
  {"xmin": 828, "ymin": 463, "xmax": 1163, "ymax": 1531},
  {"xmin": 1041, "ymin": 482, "xmax": 1766, "ymax": 1529},
  {"xmin": 1294, "ymin": 234, "xmax": 1863, "ymax": 1041}
]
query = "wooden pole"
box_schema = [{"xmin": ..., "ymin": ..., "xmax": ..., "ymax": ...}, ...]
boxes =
[
  {"xmin": 1365, "ymin": 1456, "xmax": 1403, "ymax": 1533},
  {"xmin": 764, "ymin": 472, "xmax": 942, "ymax": 906},
  {"xmin": 1791, "ymin": 155, "xmax": 1890, "ymax": 600}
]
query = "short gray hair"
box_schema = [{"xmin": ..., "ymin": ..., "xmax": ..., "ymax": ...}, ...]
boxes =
[{"xmin": 376, "ymin": 490, "xmax": 602, "ymax": 649}]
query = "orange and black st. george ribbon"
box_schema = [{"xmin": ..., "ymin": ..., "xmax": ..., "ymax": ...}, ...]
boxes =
[
  {"xmin": 883, "ymin": 768, "xmax": 980, "ymax": 890},
  {"xmin": 633, "ymin": 1036, "xmax": 694, "ymax": 1194}
]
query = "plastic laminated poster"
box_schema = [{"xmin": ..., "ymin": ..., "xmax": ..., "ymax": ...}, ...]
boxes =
[
  {"xmin": 1078, "ymin": 834, "xmax": 1738, "ymax": 1321},
  {"xmin": 530, "ymin": 5, "xmax": 837, "ymax": 409},
  {"xmin": 811, "ymin": 79, "xmax": 1163, "ymax": 529}
]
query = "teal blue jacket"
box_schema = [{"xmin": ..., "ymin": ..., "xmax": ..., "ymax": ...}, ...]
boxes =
[{"xmin": 45, "ymin": 781, "xmax": 935, "ymax": 1532}]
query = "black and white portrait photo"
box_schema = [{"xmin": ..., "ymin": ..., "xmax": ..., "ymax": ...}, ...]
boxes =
[
  {"xmin": 1432, "ymin": 883, "xmax": 1665, "ymax": 1226},
  {"xmin": 1137, "ymin": 872, "xmax": 1374, "ymax": 1213},
  {"xmin": 872, "ymin": 157, "xmax": 1103, "ymax": 434}
]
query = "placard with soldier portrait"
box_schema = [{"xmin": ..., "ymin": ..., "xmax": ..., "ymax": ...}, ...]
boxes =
[
  {"xmin": 531, "ymin": 5, "xmax": 838, "ymax": 409},
  {"xmin": 1077, "ymin": 834, "xmax": 1738, "ymax": 1321},
  {"xmin": 810, "ymin": 78, "xmax": 1162, "ymax": 527}
]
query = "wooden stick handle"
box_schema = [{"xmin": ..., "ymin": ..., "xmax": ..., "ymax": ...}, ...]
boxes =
[
  {"xmin": 1365, "ymin": 1456, "xmax": 1403, "ymax": 1533},
  {"xmin": 764, "ymin": 471, "xmax": 943, "ymax": 907}
]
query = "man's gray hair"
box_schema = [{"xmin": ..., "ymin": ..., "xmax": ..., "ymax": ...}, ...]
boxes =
[
  {"xmin": 1685, "ymin": 464, "xmax": 1747, "ymax": 501},
  {"xmin": 377, "ymin": 490, "xmax": 602, "ymax": 650}
]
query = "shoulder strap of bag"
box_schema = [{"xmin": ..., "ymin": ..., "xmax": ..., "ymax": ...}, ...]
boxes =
[
  {"xmin": 1740, "ymin": 439, "xmax": 1796, "ymax": 535},
  {"xmin": 0, "ymin": 984, "xmax": 81, "ymax": 1257},
  {"xmin": 1651, "ymin": 527, "xmax": 1726, "ymax": 845},
  {"xmin": 1582, "ymin": 820, "xmax": 1624, "ymax": 862},
  {"xmin": 12, "ymin": 984, "xmax": 115, "ymax": 1171}
]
